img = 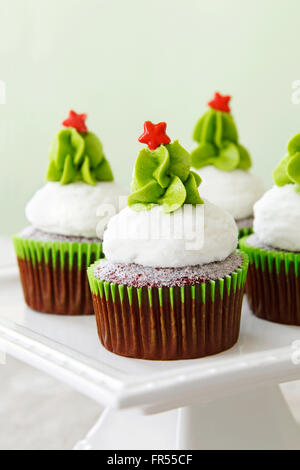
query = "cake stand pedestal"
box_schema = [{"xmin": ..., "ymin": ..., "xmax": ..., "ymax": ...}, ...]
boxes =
[{"xmin": 74, "ymin": 384, "xmax": 300, "ymax": 450}]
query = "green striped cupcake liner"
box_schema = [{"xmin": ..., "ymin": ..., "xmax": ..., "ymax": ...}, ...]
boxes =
[
  {"xmin": 238, "ymin": 226, "xmax": 253, "ymax": 239},
  {"xmin": 87, "ymin": 250, "xmax": 249, "ymax": 360},
  {"xmin": 239, "ymin": 235, "xmax": 300, "ymax": 324},
  {"xmin": 13, "ymin": 234, "xmax": 102, "ymax": 315}
]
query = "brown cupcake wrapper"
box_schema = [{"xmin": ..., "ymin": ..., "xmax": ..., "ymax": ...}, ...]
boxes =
[
  {"xmin": 87, "ymin": 251, "xmax": 249, "ymax": 360},
  {"xmin": 240, "ymin": 236, "xmax": 300, "ymax": 325},
  {"xmin": 13, "ymin": 235, "xmax": 102, "ymax": 315}
]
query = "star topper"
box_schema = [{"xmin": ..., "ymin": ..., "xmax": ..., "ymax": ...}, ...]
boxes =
[
  {"xmin": 62, "ymin": 110, "xmax": 88, "ymax": 133},
  {"xmin": 138, "ymin": 121, "xmax": 171, "ymax": 150},
  {"xmin": 208, "ymin": 92, "xmax": 231, "ymax": 113}
]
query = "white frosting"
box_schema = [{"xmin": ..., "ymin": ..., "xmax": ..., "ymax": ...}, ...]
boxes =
[
  {"xmin": 253, "ymin": 184, "xmax": 300, "ymax": 251},
  {"xmin": 26, "ymin": 182, "xmax": 127, "ymax": 239},
  {"xmin": 193, "ymin": 166, "xmax": 264, "ymax": 220},
  {"xmin": 103, "ymin": 200, "xmax": 238, "ymax": 268}
]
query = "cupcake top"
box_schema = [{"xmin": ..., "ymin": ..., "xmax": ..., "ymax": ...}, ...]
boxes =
[
  {"xmin": 102, "ymin": 121, "xmax": 238, "ymax": 268},
  {"xmin": 46, "ymin": 110, "xmax": 113, "ymax": 185},
  {"xmin": 25, "ymin": 110, "xmax": 126, "ymax": 239},
  {"xmin": 94, "ymin": 253, "xmax": 242, "ymax": 288},
  {"xmin": 191, "ymin": 92, "xmax": 264, "ymax": 219},
  {"xmin": 128, "ymin": 121, "xmax": 203, "ymax": 213},
  {"xmin": 253, "ymin": 132, "xmax": 300, "ymax": 251}
]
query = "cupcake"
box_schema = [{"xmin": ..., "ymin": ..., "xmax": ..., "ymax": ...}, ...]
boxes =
[
  {"xmin": 13, "ymin": 110, "xmax": 126, "ymax": 315},
  {"xmin": 88, "ymin": 121, "xmax": 248, "ymax": 360},
  {"xmin": 191, "ymin": 92, "xmax": 264, "ymax": 237},
  {"xmin": 240, "ymin": 132, "xmax": 300, "ymax": 325}
]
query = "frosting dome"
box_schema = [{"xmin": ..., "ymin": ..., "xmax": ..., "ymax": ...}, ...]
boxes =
[
  {"xmin": 191, "ymin": 92, "xmax": 252, "ymax": 172},
  {"xmin": 103, "ymin": 200, "xmax": 238, "ymax": 268},
  {"xmin": 253, "ymin": 184, "xmax": 300, "ymax": 251},
  {"xmin": 128, "ymin": 121, "xmax": 203, "ymax": 213},
  {"xmin": 46, "ymin": 110, "xmax": 113, "ymax": 185},
  {"xmin": 26, "ymin": 182, "xmax": 127, "ymax": 239},
  {"xmin": 194, "ymin": 166, "xmax": 264, "ymax": 219}
]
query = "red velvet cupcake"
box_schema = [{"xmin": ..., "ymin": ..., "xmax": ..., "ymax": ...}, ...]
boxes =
[
  {"xmin": 13, "ymin": 110, "xmax": 126, "ymax": 315},
  {"xmin": 88, "ymin": 121, "xmax": 248, "ymax": 359},
  {"xmin": 240, "ymin": 131, "xmax": 300, "ymax": 325}
]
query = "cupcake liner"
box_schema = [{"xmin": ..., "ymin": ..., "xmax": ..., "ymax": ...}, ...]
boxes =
[
  {"xmin": 87, "ymin": 250, "xmax": 249, "ymax": 360},
  {"xmin": 239, "ymin": 236, "xmax": 300, "ymax": 325},
  {"xmin": 238, "ymin": 227, "xmax": 253, "ymax": 239},
  {"xmin": 13, "ymin": 235, "xmax": 102, "ymax": 315}
]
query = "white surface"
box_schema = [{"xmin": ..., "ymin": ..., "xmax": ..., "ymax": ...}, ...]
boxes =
[
  {"xmin": 0, "ymin": 356, "xmax": 102, "ymax": 450},
  {"xmin": 103, "ymin": 201, "xmax": 237, "ymax": 267},
  {"xmin": 177, "ymin": 385, "xmax": 300, "ymax": 450},
  {"xmin": 2, "ymin": 358, "xmax": 300, "ymax": 450},
  {"xmin": 26, "ymin": 181, "xmax": 127, "ymax": 238},
  {"xmin": 194, "ymin": 166, "xmax": 264, "ymax": 219},
  {"xmin": 74, "ymin": 408, "xmax": 179, "ymax": 450},
  {"xmin": 2, "ymin": 262, "xmax": 300, "ymax": 414},
  {"xmin": 75, "ymin": 385, "xmax": 300, "ymax": 450},
  {"xmin": 253, "ymin": 184, "xmax": 300, "ymax": 251},
  {"xmin": 3, "ymin": 238, "xmax": 300, "ymax": 449}
]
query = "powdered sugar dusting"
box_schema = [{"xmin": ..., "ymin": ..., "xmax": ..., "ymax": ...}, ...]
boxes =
[
  {"xmin": 247, "ymin": 233, "xmax": 298, "ymax": 253},
  {"xmin": 94, "ymin": 253, "xmax": 242, "ymax": 288},
  {"xmin": 20, "ymin": 226, "xmax": 101, "ymax": 244}
]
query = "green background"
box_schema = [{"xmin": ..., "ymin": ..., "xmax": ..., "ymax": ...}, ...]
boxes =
[{"xmin": 1, "ymin": 0, "xmax": 300, "ymax": 235}]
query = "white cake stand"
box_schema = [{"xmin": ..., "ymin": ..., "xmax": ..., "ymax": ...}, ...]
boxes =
[{"xmin": 1, "ymin": 240, "xmax": 300, "ymax": 449}]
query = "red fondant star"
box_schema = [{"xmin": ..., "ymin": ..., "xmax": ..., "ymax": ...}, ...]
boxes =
[
  {"xmin": 138, "ymin": 121, "xmax": 171, "ymax": 150},
  {"xmin": 62, "ymin": 110, "xmax": 88, "ymax": 133},
  {"xmin": 208, "ymin": 92, "xmax": 231, "ymax": 113}
]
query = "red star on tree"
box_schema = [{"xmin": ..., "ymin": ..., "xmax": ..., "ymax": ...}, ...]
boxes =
[
  {"xmin": 138, "ymin": 121, "xmax": 171, "ymax": 150},
  {"xmin": 62, "ymin": 110, "xmax": 88, "ymax": 133},
  {"xmin": 208, "ymin": 92, "xmax": 231, "ymax": 113}
]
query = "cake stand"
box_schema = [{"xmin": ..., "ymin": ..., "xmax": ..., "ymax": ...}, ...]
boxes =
[{"xmin": 1, "ymin": 238, "xmax": 300, "ymax": 450}]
